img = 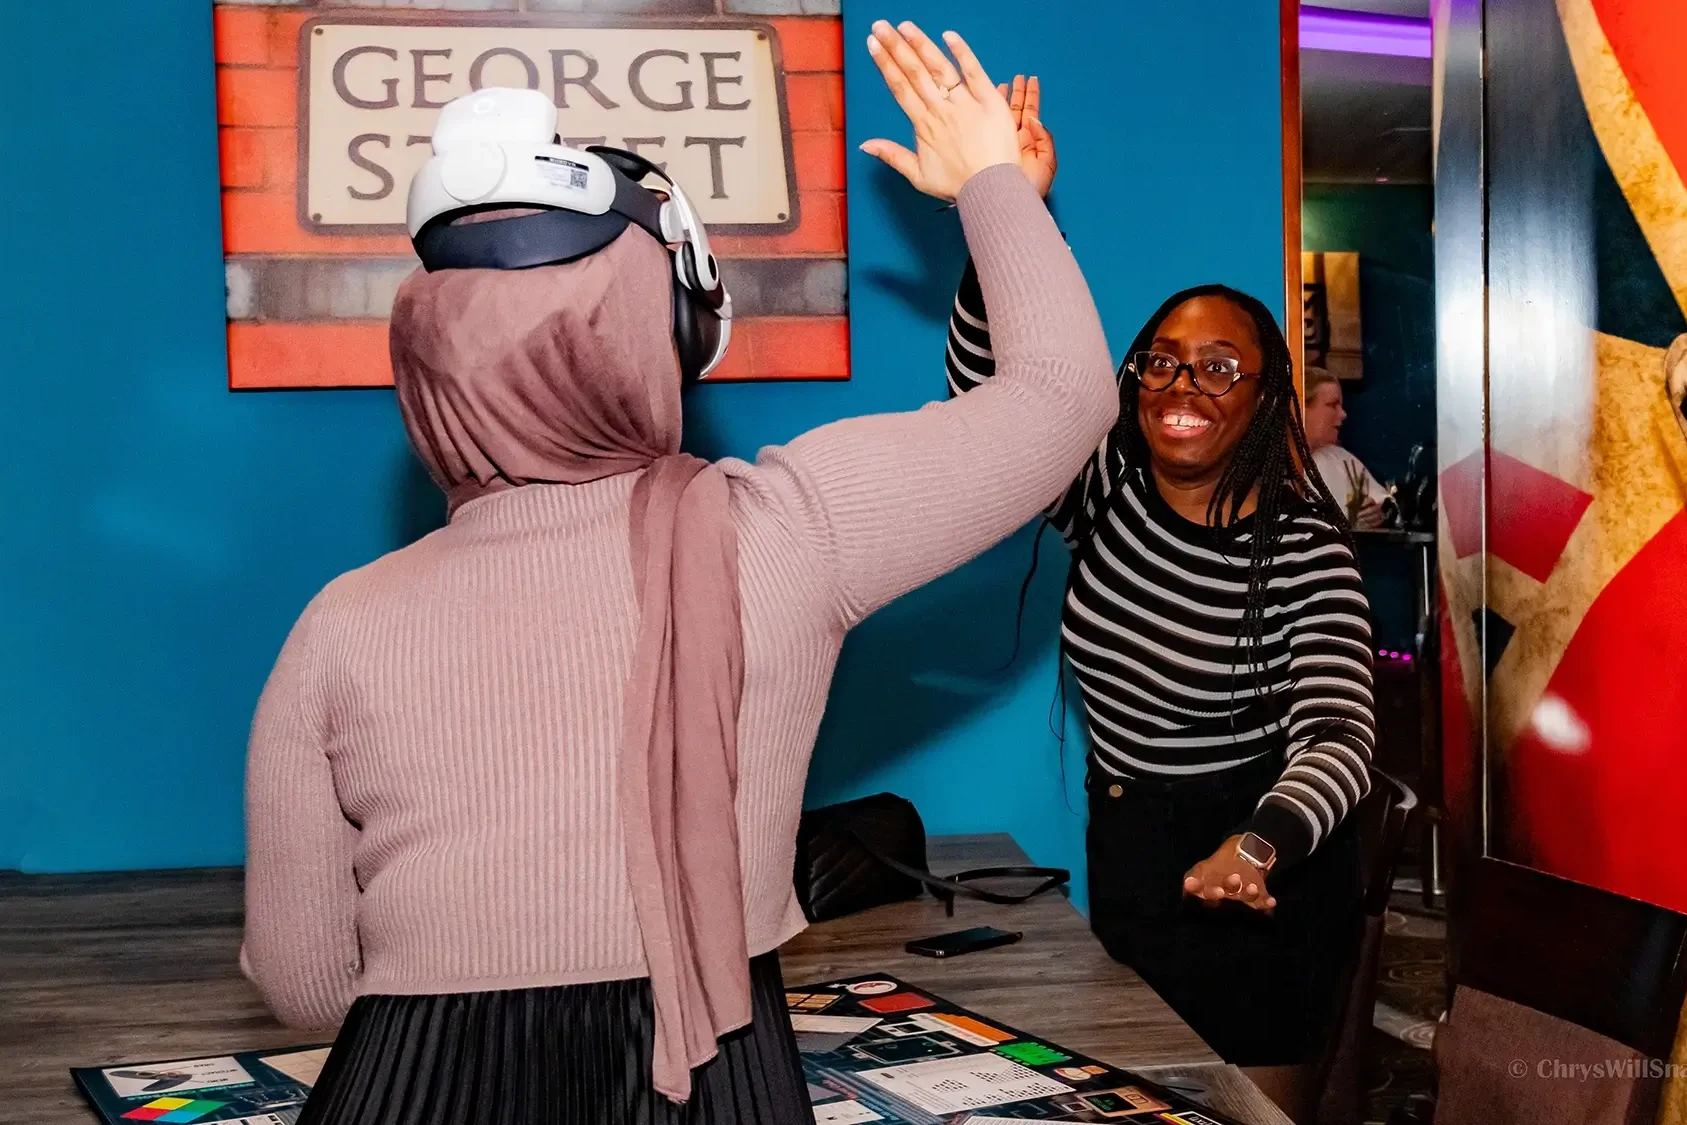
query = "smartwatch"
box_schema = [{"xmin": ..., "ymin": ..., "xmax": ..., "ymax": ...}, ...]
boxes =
[{"xmin": 1237, "ymin": 831, "xmax": 1277, "ymax": 873}]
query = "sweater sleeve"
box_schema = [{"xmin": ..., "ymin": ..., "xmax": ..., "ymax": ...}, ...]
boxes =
[
  {"xmin": 242, "ymin": 600, "xmax": 361, "ymax": 1029},
  {"xmin": 747, "ymin": 164, "xmax": 1117, "ymax": 626},
  {"xmin": 1244, "ymin": 523, "xmax": 1377, "ymax": 870},
  {"xmin": 945, "ymin": 254, "xmax": 1119, "ymax": 548}
]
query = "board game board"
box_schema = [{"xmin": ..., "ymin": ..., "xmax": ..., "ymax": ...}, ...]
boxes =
[
  {"xmin": 71, "ymin": 1045, "xmax": 330, "ymax": 1124},
  {"xmin": 72, "ymin": 973, "xmax": 1248, "ymax": 1124},
  {"xmin": 788, "ymin": 974, "xmax": 1245, "ymax": 1125}
]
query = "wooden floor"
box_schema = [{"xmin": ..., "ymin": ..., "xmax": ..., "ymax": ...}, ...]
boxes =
[
  {"xmin": 1, "ymin": 867, "xmax": 313, "ymax": 1122},
  {"xmin": 1, "ymin": 837, "xmax": 1288, "ymax": 1125}
]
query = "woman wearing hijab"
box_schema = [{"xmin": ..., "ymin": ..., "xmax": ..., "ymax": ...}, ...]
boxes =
[
  {"xmin": 927, "ymin": 76, "xmax": 1375, "ymax": 1122},
  {"xmin": 241, "ymin": 21, "xmax": 1115, "ymax": 1125}
]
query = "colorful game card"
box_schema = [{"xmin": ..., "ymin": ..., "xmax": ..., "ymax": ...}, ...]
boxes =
[
  {"xmin": 789, "ymin": 990, "xmax": 844, "ymax": 1013},
  {"xmin": 1077, "ymin": 1086, "xmax": 1172, "ymax": 1117},
  {"xmin": 256, "ymin": 1049, "xmax": 330, "ymax": 1087},
  {"xmin": 814, "ymin": 1103, "xmax": 887, "ymax": 1124},
  {"xmin": 792, "ymin": 1014, "xmax": 883, "ymax": 1036},
  {"xmin": 908, "ymin": 1012, "xmax": 1014, "ymax": 1047},
  {"xmin": 858, "ymin": 1054, "xmax": 1074, "ymax": 1114},
  {"xmin": 860, "ymin": 991, "xmax": 936, "ymax": 1015},
  {"xmin": 121, "ymin": 1096, "xmax": 229, "ymax": 1122},
  {"xmin": 102, "ymin": 1059, "xmax": 252, "ymax": 1100},
  {"xmin": 994, "ymin": 1041, "xmax": 1072, "ymax": 1067}
]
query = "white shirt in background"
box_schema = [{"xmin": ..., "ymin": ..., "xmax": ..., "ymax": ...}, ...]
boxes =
[{"xmin": 1312, "ymin": 444, "xmax": 1389, "ymax": 509}]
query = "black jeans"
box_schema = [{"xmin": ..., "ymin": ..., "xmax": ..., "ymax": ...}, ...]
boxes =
[{"xmin": 1087, "ymin": 751, "xmax": 1363, "ymax": 1066}]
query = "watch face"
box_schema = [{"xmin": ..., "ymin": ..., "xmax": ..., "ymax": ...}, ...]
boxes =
[{"xmin": 1238, "ymin": 833, "xmax": 1275, "ymax": 867}]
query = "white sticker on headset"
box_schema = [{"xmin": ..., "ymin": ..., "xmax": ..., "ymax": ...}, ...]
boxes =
[{"xmin": 533, "ymin": 155, "xmax": 589, "ymax": 191}]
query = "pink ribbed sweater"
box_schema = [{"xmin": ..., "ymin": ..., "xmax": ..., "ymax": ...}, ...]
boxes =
[{"xmin": 242, "ymin": 166, "xmax": 1116, "ymax": 1030}]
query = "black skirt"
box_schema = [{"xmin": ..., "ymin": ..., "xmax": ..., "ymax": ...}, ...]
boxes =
[
  {"xmin": 1086, "ymin": 750, "xmax": 1364, "ymax": 1067},
  {"xmin": 298, "ymin": 952, "xmax": 813, "ymax": 1125}
]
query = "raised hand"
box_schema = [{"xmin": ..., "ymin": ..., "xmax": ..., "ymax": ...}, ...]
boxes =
[
  {"xmin": 859, "ymin": 21, "xmax": 1022, "ymax": 202},
  {"xmin": 994, "ymin": 75, "xmax": 1057, "ymax": 198}
]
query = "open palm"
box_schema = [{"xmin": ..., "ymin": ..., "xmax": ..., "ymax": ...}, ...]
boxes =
[
  {"xmin": 859, "ymin": 22, "xmax": 1021, "ymax": 202},
  {"xmin": 996, "ymin": 75, "xmax": 1057, "ymax": 198}
]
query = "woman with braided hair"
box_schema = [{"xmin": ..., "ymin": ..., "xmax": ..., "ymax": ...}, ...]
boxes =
[{"xmin": 921, "ymin": 73, "xmax": 1376, "ymax": 1124}]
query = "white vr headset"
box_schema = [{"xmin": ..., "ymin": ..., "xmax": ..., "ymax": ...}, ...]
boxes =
[{"xmin": 406, "ymin": 86, "xmax": 732, "ymax": 383}]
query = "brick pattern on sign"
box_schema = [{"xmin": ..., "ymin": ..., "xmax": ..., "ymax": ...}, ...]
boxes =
[
  {"xmin": 527, "ymin": 0, "xmax": 716, "ymax": 12},
  {"xmin": 227, "ymin": 259, "xmax": 417, "ymax": 321},
  {"xmin": 319, "ymin": 0, "xmax": 519, "ymax": 10},
  {"xmin": 228, "ymin": 258, "xmax": 845, "ymax": 321},
  {"xmin": 215, "ymin": 1, "xmax": 847, "ymax": 388},
  {"xmin": 227, "ymin": 318, "xmax": 847, "ymax": 389}
]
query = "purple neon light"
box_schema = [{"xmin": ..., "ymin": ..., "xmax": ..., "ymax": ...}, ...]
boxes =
[{"xmin": 1301, "ymin": 5, "xmax": 1432, "ymax": 59}]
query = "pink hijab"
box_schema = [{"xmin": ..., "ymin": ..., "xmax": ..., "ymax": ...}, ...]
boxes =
[{"xmin": 389, "ymin": 226, "xmax": 750, "ymax": 1103}]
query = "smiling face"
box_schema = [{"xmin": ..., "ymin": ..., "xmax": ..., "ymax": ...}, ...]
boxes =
[{"xmin": 1136, "ymin": 295, "xmax": 1265, "ymax": 482}]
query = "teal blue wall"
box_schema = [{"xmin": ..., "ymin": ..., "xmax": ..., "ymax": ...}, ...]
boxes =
[
  {"xmin": 1, "ymin": 0, "xmax": 1287, "ymax": 900},
  {"xmin": 1, "ymin": 3, "xmax": 425, "ymax": 872}
]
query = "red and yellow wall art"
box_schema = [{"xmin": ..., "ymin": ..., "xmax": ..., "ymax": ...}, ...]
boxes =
[{"xmin": 1440, "ymin": 0, "xmax": 1687, "ymax": 915}]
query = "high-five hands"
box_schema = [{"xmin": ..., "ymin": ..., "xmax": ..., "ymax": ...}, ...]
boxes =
[
  {"xmin": 859, "ymin": 21, "xmax": 1022, "ymax": 202},
  {"xmin": 1183, "ymin": 835, "xmax": 1277, "ymax": 914},
  {"xmin": 996, "ymin": 75, "xmax": 1057, "ymax": 198}
]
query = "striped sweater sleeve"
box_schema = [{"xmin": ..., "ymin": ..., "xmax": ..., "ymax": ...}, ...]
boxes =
[
  {"xmin": 1245, "ymin": 519, "xmax": 1377, "ymax": 869},
  {"xmin": 945, "ymin": 256, "xmax": 1119, "ymax": 546}
]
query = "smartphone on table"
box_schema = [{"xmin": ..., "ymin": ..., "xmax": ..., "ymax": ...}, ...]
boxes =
[{"xmin": 905, "ymin": 926, "xmax": 1022, "ymax": 959}]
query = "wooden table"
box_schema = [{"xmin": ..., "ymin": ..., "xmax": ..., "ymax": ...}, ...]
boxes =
[
  {"xmin": 0, "ymin": 837, "xmax": 1289, "ymax": 1124},
  {"xmin": 781, "ymin": 835, "xmax": 1293, "ymax": 1125}
]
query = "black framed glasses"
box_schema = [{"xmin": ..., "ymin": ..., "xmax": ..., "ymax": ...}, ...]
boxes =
[{"xmin": 1127, "ymin": 351, "xmax": 1255, "ymax": 398}]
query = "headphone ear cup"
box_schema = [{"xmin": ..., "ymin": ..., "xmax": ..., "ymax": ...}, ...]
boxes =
[
  {"xmin": 674, "ymin": 243, "xmax": 701, "ymax": 291},
  {"xmin": 690, "ymin": 301, "xmax": 722, "ymax": 379},
  {"xmin": 669, "ymin": 244, "xmax": 724, "ymax": 385},
  {"xmin": 673, "ymin": 281, "xmax": 702, "ymax": 385}
]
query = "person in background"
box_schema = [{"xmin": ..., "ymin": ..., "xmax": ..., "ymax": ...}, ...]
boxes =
[
  {"xmin": 241, "ymin": 22, "xmax": 1117, "ymax": 1125},
  {"xmin": 917, "ymin": 72, "xmax": 1376, "ymax": 1123},
  {"xmin": 1305, "ymin": 367, "xmax": 1388, "ymax": 530}
]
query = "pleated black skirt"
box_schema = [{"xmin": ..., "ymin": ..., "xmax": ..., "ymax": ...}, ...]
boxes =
[{"xmin": 298, "ymin": 952, "xmax": 812, "ymax": 1125}]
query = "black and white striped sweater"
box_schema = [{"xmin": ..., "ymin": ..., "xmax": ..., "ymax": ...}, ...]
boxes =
[{"xmin": 947, "ymin": 261, "xmax": 1376, "ymax": 869}]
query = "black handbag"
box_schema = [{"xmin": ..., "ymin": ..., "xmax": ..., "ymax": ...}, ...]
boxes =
[{"xmin": 793, "ymin": 792, "xmax": 1070, "ymax": 923}]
